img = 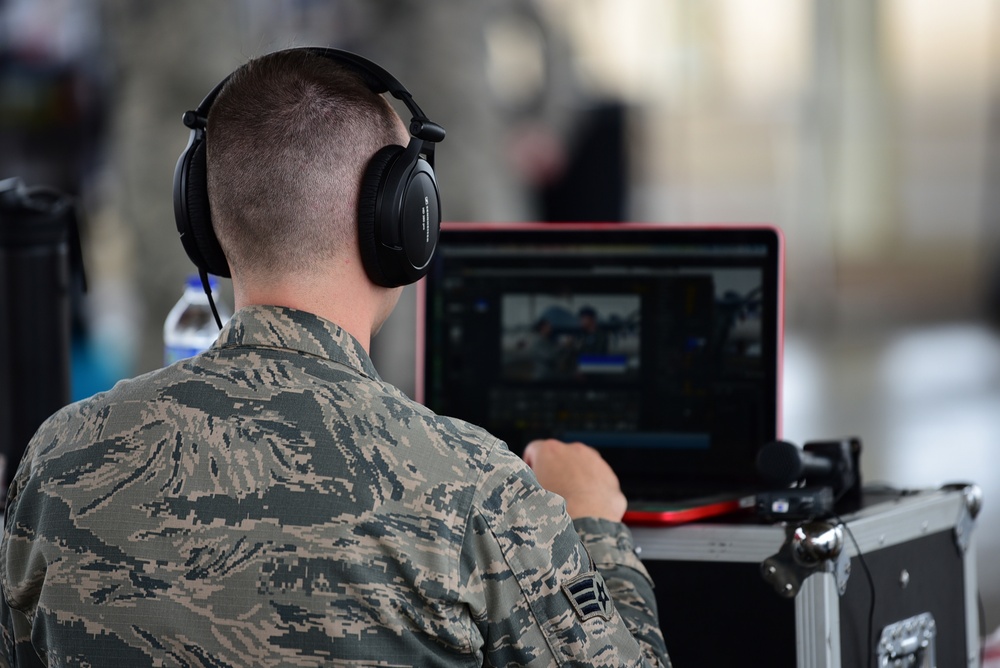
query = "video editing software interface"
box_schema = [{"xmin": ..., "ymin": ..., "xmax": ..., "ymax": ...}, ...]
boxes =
[{"xmin": 423, "ymin": 226, "xmax": 781, "ymax": 492}]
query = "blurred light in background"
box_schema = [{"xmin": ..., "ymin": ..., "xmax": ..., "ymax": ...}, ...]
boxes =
[{"xmin": 720, "ymin": 0, "xmax": 810, "ymax": 112}]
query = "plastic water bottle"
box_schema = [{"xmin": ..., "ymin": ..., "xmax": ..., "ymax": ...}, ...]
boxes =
[{"xmin": 163, "ymin": 275, "xmax": 230, "ymax": 365}]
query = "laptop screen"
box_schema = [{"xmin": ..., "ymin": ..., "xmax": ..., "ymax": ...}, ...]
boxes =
[{"xmin": 417, "ymin": 223, "xmax": 783, "ymax": 491}]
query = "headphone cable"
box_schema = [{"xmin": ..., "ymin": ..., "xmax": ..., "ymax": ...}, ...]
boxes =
[
  {"xmin": 198, "ymin": 269, "xmax": 224, "ymax": 330},
  {"xmin": 833, "ymin": 513, "xmax": 876, "ymax": 668}
]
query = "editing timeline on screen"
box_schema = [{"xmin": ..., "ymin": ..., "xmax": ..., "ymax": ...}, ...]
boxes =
[{"xmin": 420, "ymin": 224, "xmax": 782, "ymax": 491}]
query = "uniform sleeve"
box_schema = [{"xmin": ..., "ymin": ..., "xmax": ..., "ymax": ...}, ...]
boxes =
[
  {"xmin": 0, "ymin": 427, "xmax": 51, "ymax": 668},
  {"xmin": 572, "ymin": 517, "xmax": 670, "ymax": 666},
  {"xmin": 458, "ymin": 446, "xmax": 671, "ymax": 667},
  {"xmin": 0, "ymin": 601, "xmax": 45, "ymax": 668}
]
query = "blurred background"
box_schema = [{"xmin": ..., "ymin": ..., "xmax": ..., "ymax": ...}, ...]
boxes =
[{"xmin": 3, "ymin": 0, "xmax": 1000, "ymax": 636}]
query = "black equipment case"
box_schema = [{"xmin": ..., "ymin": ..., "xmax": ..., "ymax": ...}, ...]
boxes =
[{"xmin": 631, "ymin": 486, "xmax": 982, "ymax": 667}]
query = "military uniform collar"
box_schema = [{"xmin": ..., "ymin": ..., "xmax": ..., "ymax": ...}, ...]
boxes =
[{"xmin": 213, "ymin": 305, "xmax": 381, "ymax": 380}]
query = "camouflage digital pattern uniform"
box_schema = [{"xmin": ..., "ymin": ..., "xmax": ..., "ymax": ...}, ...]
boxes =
[{"xmin": 0, "ymin": 305, "xmax": 670, "ymax": 667}]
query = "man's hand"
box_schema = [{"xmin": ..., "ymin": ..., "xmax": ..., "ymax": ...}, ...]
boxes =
[{"xmin": 522, "ymin": 439, "xmax": 628, "ymax": 522}]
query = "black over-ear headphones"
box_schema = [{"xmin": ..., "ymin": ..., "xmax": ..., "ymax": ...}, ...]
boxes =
[{"xmin": 172, "ymin": 47, "xmax": 445, "ymax": 287}]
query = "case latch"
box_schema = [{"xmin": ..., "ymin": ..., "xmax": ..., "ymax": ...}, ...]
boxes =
[{"xmin": 877, "ymin": 612, "xmax": 936, "ymax": 667}]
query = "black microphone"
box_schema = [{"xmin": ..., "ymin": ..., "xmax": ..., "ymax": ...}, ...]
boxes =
[{"xmin": 756, "ymin": 440, "xmax": 834, "ymax": 487}]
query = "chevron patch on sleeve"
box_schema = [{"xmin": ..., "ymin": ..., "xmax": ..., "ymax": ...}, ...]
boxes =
[{"xmin": 562, "ymin": 570, "xmax": 615, "ymax": 622}]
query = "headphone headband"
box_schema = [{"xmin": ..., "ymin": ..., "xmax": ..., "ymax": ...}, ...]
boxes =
[{"xmin": 183, "ymin": 48, "xmax": 445, "ymax": 144}]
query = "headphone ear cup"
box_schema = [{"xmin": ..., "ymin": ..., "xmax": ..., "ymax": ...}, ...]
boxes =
[
  {"xmin": 181, "ymin": 141, "xmax": 230, "ymax": 278},
  {"xmin": 357, "ymin": 144, "xmax": 404, "ymax": 287}
]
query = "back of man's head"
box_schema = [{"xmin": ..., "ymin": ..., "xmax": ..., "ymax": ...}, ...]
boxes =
[{"xmin": 206, "ymin": 49, "xmax": 405, "ymax": 282}]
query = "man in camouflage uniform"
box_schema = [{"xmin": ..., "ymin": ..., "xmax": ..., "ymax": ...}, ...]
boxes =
[{"xmin": 0, "ymin": 49, "xmax": 670, "ymax": 667}]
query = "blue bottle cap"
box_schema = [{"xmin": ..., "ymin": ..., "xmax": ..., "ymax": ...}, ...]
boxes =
[{"xmin": 186, "ymin": 274, "xmax": 219, "ymax": 291}]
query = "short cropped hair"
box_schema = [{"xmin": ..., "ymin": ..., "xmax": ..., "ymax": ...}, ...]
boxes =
[{"xmin": 206, "ymin": 50, "xmax": 404, "ymax": 279}]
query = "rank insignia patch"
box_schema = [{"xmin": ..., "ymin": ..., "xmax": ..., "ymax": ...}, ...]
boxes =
[{"xmin": 563, "ymin": 571, "xmax": 614, "ymax": 622}]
